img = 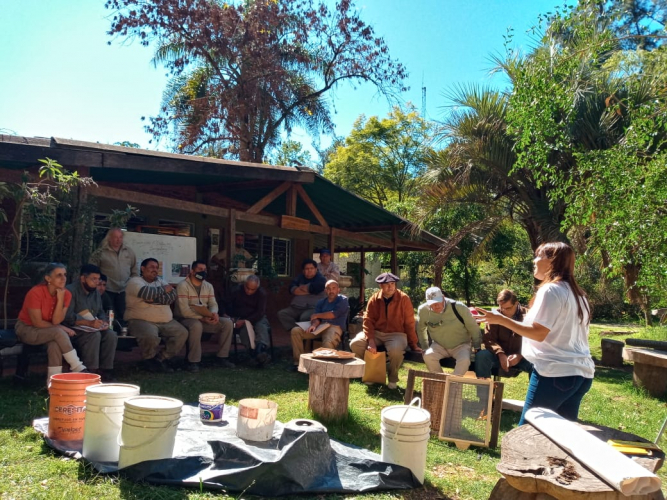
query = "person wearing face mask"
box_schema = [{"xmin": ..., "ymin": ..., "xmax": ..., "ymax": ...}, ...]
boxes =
[
  {"xmin": 64, "ymin": 264, "xmax": 118, "ymax": 382},
  {"xmin": 175, "ymin": 260, "xmax": 235, "ymax": 372}
]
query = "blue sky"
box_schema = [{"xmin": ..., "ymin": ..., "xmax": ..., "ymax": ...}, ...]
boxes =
[{"xmin": 0, "ymin": 0, "xmax": 559, "ymax": 154}]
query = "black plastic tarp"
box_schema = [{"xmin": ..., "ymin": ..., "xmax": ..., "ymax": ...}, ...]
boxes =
[{"xmin": 33, "ymin": 404, "xmax": 419, "ymax": 496}]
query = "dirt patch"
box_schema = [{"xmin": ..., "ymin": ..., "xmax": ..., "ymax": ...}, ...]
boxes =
[{"xmin": 547, "ymin": 456, "xmax": 581, "ymax": 485}]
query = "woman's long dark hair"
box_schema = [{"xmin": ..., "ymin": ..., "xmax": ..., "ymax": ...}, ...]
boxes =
[{"xmin": 532, "ymin": 242, "xmax": 590, "ymax": 324}]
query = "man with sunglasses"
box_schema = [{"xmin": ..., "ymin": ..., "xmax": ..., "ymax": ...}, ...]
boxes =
[
  {"xmin": 65, "ymin": 264, "xmax": 118, "ymax": 381},
  {"xmin": 417, "ymin": 287, "xmax": 480, "ymax": 375},
  {"xmin": 474, "ymin": 289, "xmax": 533, "ymax": 379}
]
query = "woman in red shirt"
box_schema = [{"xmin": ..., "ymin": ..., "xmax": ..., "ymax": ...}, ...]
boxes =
[{"xmin": 16, "ymin": 263, "xmax": 87, "ymax": 382}]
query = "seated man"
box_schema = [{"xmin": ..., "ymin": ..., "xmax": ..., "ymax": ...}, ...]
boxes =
[
  {"xmin": 64, "ymin": 264, "xmax": 118, "ymax": 382},
  {"xmin": 350, "ymin": 272, "xmax": 422, "ymax": 389},
  {"xmin": 97, "ymin": 274, "xmax": 115, "ymax": 317},
  {"xmin": 124, "ymin": 258, "xmax": 189, "ymax": 373},
  {"xmin": 278, "ymin": 259, "xmax": 326, "ymax": 331},
  {"xmin": 317, "ymin": 249, "xmax": 340, "ymax": 281},
  {"xmin": 175, "ymin": 260, "xmax": 235, "ymax": 372},
  {"xmin": 417, "ymin": 287, "xmax": 480, "ymax": 375},
  {"xmin": 289, "ymin": 279, "xmax": 350, "ymax": 371},
  {"xmin": 475, "ymin": 289, "xmax": 533, "ymax": 379},
  {"xmin": 225, "ymin": 274, "xmax": 271, "ymax": 367}
]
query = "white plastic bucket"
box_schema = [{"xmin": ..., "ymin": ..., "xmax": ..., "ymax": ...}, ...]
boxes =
[
  {"xmin": 236, "ymin": 398, "xmax": 278, "ymax": 441},
  {"xmin": 199, "ymin": 393, "xmax": 226, "ymax": 423},
  {"xmin": 82, "ymin": 383, "xmax": 140, "ymax": 463},
  {"xmin": 118, "ymin": 396, "xmax": 182, "ymax": 469},
  {"xmin": 380, "ymin": 397, "xmax": 431, "ymax": 484}
]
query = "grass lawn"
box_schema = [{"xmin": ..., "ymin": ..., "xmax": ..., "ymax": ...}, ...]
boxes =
[{"xmin": 0, "ymin": 323, "xmax": 666, "ymax": 499}]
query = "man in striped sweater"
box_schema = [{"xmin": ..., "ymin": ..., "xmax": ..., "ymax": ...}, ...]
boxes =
[{"xmin": 124, "ymin": 258, "xmax": 188, "ymax": 373}]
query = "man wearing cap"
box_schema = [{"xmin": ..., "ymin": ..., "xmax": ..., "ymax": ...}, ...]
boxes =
[
  {"xmin": 289, "ymin": 280, "xmax": 350, "ymax": 371},
  {"xmin": 474, "ymin": 289, "xmax": 532, "ymax": 379},
  {"xmin": 417, "ymin": 287, "xmax": 481, "ymax": 375},
  {"xmin": 350, "ymin": 272, "xmax": 421, "ymax": 389},
  {"xmin": 278, "ymin": 259, "xmax": 327, "ymax": 332},
  {"xmin": 317, "ymin": 249, "xmax": 340, "ymax": 281}
]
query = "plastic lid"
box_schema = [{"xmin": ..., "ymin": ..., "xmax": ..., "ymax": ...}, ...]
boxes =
[
  {"xmin": 86, "ymin": 383, "xmax": 140, "ymax": 396},
  {"xmin": 125, "ymin": 396, "xmax": 183, "ymax": 411},
  {"xmin": 382, "ymin": 405, "xmax": 431, "ymax": 425}
]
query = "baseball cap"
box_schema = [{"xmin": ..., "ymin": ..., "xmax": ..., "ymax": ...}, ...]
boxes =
[
  {"xmin": 425, "ymin": 287, "xmax": 444, "ymax": 305},
  {"xmin": 320, "ymin": 248, "xmax": 331, "ymax": 255}
]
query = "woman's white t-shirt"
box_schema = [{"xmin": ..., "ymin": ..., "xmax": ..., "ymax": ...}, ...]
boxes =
[{"xmin": 522, "ymin": 282, "xmax": 595, "ymax": 379}]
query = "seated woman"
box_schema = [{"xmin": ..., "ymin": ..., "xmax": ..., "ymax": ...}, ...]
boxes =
[{"xmin": 15, "ymin": 263, "xmax": 87, "ymax": 383}]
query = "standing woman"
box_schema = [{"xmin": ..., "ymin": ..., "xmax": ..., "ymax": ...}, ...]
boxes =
[
  {"xmin": 15, "ymin": 263, "xmax": 87, "ymax": 382},
  {"xmin": 477, "ymin": 242, "xmax": 594, "ymax": 425}
]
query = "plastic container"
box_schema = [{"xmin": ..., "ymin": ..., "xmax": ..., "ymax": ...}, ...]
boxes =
[
  {"xmin": 48, "ymin": 372, "xmax": 101, "ymax": 441},
  {"xmin": 118, "ymin": 396, "xmax": 182, "ymax": 469},
  {"xmin": 380, "ymin": 398, "xmax": 431, "ymax": 484},
  {"xmin": 236, "ymin": 398, "xmax": 278, "ymax": 441},
  {"xmin": 82, "ymin": 383, "xmax": 140, "ymax": 462},
  {"xmin": 199, "ymin": 393, "xmax": 225, "ymax": 423}
]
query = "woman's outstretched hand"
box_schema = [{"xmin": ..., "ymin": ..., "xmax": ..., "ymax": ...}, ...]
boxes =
[{"xmin": 475, "ymin": 308, "xmax": 503, "ymax": 325}]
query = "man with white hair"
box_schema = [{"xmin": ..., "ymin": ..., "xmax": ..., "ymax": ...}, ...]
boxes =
[
  {"xmin": 289, "ymin": 279, "xmax": 349, "ymax": 371},
  {"xmin": 417, "ymin": 287, "xmax": 480, "ymax": 375},
  {"xmin": 89, "ymin": 227, "xmax": 138, "ymax": 325}
]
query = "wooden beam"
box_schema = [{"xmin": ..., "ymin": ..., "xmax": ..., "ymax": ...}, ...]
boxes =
[
  {"xmin": 360, "ymin": 251, "xmax": 366, "ymax": 306},
  {"xmin": 308, "ymin": 224, "xmax": 329, "ymax": 235},
  {"xmin": 197, "ymin": 180, "xmax": 279, "ymax": 193},
  {"xmin": 227, "ymin": 209, "xmax": 236, "ymax": 272},
  {"xmin": 391, "ymin": 225, "xmax": 398, "ymax": 274},
  {"xmin": 93, "ymin": 185, "xmax": 278, "ymax": 226},
  {"xmin": 332, "ymin": 227, "xmax": 392, "ymax": 248},
  {"xmin": 328, "ymin": 230, "xmax": 335, "ymax": 254},
  {"xmin": 397, "ymin": 238, "xmax": 439, "ymax": 251},
  {"xmin": 247, "ymin": 181, "xmax": 291, "ymax": 214},
  {"xmin": 286, "ymin": 185, "xmax": 297, "ymax": 216},
  {"xmin": 295, "ymin": 184, "xmax": 329, "ymax": 230}
]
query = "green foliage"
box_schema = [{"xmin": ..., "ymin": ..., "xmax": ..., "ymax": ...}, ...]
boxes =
[
  {"xmin": 108, "ymin": 205, "xmax": 138, "ymax": 229},
  {"xmin": 266, "ymin": 140, "xmax": 312, "ymax": 168},
  {"xmin": 0, "ymin": 159, "xmax": 95, "ymax": 326},
  {"xmin": 323, "ymin": 104, "xmax": 435, "ymax": 207}
]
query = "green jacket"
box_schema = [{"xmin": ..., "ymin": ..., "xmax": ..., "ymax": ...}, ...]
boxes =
[{"xmin": 417, "ymin": 299, "xmax": 481, "ymax": 350}]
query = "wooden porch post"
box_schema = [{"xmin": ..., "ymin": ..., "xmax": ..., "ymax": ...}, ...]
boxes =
[
  {"xmin": 434, "ymin": 251, "xmax": 443, "ymax": 289},
  {"xmin": 360, "ymin": 251, "xmax": 366, "ymax": 304},
  {"xmin": 328, "ymin": 230, "xmax": 335, "ymax": 257},
  {"xmin": 286, "ymin": 185, "xmax": 297, "ymax": 216},
  {"xmin": 390, "ymin": 225, "xmax": 398, "ymax": 274},
  {"xmin": 69, "ymin": 167, "xmax": 90, "ymax": 279},
  {"xmin": 227, "ymin": 208, "xmax": 236, "ymax": 272}
]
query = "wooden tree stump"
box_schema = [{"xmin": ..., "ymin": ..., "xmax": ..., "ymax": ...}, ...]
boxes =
[
  {"xmin": 601, "ymin": 339, "xmax": 625, "ymax": 367},
  {"xmin": 298, "ymin": 354, "xmax": 365, "ymax": 420},
  {"xmin": 624, "ymin": 348, "xmax": 667, "ymax": 397},
  {"xmin": 492, "ymin": 422, "xmax": 664, "ymax": 500}
]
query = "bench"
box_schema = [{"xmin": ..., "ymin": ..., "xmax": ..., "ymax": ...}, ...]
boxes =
[{"xmin": 623, "ymin": 347, "xmax": 667, "ymax": 397}]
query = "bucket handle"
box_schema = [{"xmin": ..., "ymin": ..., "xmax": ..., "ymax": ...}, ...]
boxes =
[
  {"xmin": 117, "ymin": 420, "xmax": 179, "ymax": 450},
  {"xmin": 86, "ymin": 405, "xmax": 124, "ymax": 429},
  {"xmin": 390, "ymin": 397, "xmax": 422, "ymax": 441}
]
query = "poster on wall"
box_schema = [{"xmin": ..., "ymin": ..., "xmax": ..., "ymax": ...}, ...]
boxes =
[{"xmin": 123, "ymin": 232, "xmax": 197, "ymax": 284}]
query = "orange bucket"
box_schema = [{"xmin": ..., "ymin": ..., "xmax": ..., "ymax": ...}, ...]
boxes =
[{"xmin": 48, "ymin": 372, "xmax": 101, "ymax": 441}]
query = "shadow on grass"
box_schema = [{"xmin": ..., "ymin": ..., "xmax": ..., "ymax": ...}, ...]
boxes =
[{"xmin": 593, "ymin": 366, "xmax": 634, "ymax": 387}]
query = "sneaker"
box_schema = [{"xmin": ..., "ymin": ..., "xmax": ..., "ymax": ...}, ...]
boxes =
[
  {"xmin": 100, "ymin": 370, "xmax": 117, "ymax": 382},
  {"xmin": 387, "ymin": 382, "xmax": 398, "ymax": 390},
  {"xmin": 363, "ymin": 381, "xmax": 374, "ymax": 386},
  {"xmin": 187, "ymin": 362, "xmax": 200, "ymax": 373},
  {"xmin": 256, "ymin": 351, "xmax": 271, "ymax": 367},
  {"xmin": 142, "ymin": 357, "xmax": 173, "ymax": 373},
  {"xmin": 215, "ymin": 357, "xmax": 235, "ymax": 369}
]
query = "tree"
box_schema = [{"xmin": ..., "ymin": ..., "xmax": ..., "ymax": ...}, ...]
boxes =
[
  {"xmin": 267, "ymin": 140, "xmax": 312, "ymax": 168},
  {"xmin": 0, "ymin": 159, "xmax": 95, "ymax": 327},
  {"xmin": 505, "ymin": 0, "xmax": 667, "ymax": 323},
  {"xmin": 323, "ymin": 105, "xmax": 434, "ymax": 208},
  {"xmin": 106, "ymin": 0, "xmax": 407, "ymax": 163}
]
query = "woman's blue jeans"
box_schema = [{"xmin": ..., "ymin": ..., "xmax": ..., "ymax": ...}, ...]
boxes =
[{"xmin": 518, "ymin": 370, "xmax": 593, "ymax": 425}]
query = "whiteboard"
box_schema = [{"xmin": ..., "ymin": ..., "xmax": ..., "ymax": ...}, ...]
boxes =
[{"xmin": 123, "ymin": 232, "xmax": 197, "ymax": 284}]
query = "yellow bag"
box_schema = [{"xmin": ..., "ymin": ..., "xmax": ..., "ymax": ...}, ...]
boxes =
[{"xmin": 362, "ymin": 350, "xmax": 387, "ymax": 384}]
